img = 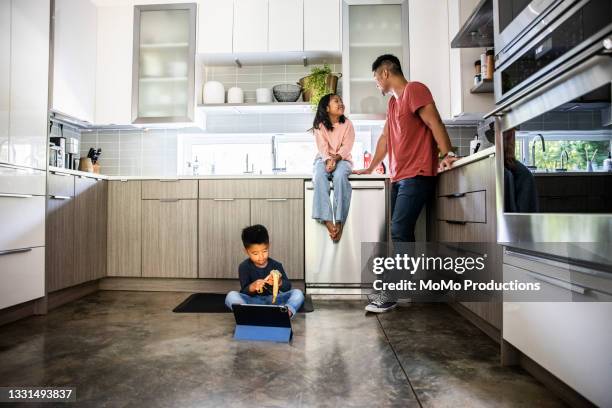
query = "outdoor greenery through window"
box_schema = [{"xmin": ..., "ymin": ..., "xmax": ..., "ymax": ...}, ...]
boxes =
[{"xmin": 516, "ymin": 136, "xmax": 611, "ymax": 171}]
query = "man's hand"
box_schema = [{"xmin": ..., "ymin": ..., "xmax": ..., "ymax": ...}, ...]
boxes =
[
  {"xmin": 325, "ymin": 159, "xmax": 337, "ymax": 173},
  {"xmin": 249, "ymin": 279, "xmax": 267, "ymax": 293},
  {"xmin": 438, "ymin": 155, "xmax": 458, "ymax": 171},
  {"xmin": 352, "ymin": 167, "xmax": 373, "ymax": 175}
]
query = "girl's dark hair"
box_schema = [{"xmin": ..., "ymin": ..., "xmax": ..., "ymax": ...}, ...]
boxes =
[{"xmin": 310, "ymin": 93, "xmax": 346, "ymax": 132}]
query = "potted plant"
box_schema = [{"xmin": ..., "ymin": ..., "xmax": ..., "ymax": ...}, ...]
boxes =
[{"xmin": 299, "ymin": 64, "xmax": 342, "ymax": 109}]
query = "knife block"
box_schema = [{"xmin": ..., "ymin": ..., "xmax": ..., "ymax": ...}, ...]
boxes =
[{"xmin": 79, "ymin": 158, "xmax": 93, "ymax": 173}]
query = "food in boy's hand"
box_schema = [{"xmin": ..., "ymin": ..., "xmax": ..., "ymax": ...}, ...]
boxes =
[{"xmin": 270, "ymin": 270, "xmax": 281, "ymax": 303}]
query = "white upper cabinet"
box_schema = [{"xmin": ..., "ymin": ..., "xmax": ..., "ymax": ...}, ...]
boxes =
[
  {"xmin": 198, "ymin": 0, "xmax": 233, "ymax": 54},
  {"xmin": 0, "ymin": 0, "xmax": 10, "ymax": 163},
  {"xmin": 233, "ymin": 0, "xmax": 268, "ymax": 53},
  {"xmin": 52, "ymin": 0, "xmax": 97, "ymax": 123},
  {"xmin": 9, "ymin": 0, "xmax": 50, "ymax": 170},
  {"xmin": 305, "ymin": 0, "xmax": 340, "ymax": 52},
  {"xmin": 408, "ymin": 0, "xmax": 451, "ymax": 120},
  {"xmin": 269, "ymin": 0, "xmax": 303, "ymax": 52},
  {"xmin": 95, "ymin": 5, "xmax": 133, "ymax": 125}
]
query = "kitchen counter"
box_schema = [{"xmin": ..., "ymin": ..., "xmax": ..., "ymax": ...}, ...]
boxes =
[
  {"xmin": 48, "ymin": 167, "xmax": 388, "ymax": 180},
  {"xmin": 438, "ymin": 146, "xmax": 495, "ymax": 173}
]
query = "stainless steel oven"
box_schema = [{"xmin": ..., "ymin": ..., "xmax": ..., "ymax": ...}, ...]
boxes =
[
  {"xmin": 494, "ymin": 0, "xmax": 611, "ymax": 104},
  {"xmin": 486, "ymin": 30, "xmax": 612, "ymax": 244}
]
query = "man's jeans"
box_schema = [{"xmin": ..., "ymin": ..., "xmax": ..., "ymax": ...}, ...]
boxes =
[
  {"xmin": 225, "ymin": 289, "xmax": 305, "ymax": 317},
  {"xmin": 312, "ymin": 158, "xmax": 352, "ymax": 224},
  {"xmin": 390, "ymin": 176, "xmax": 436, "ymax": 242}
]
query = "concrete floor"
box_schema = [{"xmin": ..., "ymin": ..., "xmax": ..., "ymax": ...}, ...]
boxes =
[{"xmin": 0, "ymin": 291, "xmax": 566, "ymax": 407}]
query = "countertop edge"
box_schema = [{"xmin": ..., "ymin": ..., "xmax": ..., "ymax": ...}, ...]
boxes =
[{"xmin": 438, "ymin": 146, "xmax": 496, "ymax": 173}]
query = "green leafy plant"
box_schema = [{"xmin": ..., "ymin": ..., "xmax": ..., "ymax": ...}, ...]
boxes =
[{"xmin": 303, "ymin": 64, "xmax": 334, "ymax": 109}]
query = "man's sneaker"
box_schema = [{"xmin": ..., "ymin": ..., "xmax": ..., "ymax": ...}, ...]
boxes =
[{"xmin": 365, "ymin": 292, "xmax": 397, "ymax": 313}]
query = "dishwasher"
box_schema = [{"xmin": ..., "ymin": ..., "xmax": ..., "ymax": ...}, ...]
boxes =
[{"xmin": 305, "ymin": 179, "xmax": 387, "ymax": 295}]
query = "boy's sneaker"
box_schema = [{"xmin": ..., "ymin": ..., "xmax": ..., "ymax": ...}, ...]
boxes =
[{"xmin": 365, "ymin": 292, "xmax": 397, "ymax": 313}]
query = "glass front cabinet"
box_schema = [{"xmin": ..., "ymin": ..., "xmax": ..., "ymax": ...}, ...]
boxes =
[
  {"xmin": 132, "ymin": 3, "xmax": 196, "ymax": 124},
  {"xmin": 342, "ymin": 0, "xmax": 409, "ymax": 118}
]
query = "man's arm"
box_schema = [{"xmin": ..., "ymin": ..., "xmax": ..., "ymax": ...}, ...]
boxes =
[
  {"xmin": 353, "ymin": 121, "xmax": 388, "ymax": 174},
  {"xmin": 417, "ymin": 103, "xmax": 458, "ymax": 170}
]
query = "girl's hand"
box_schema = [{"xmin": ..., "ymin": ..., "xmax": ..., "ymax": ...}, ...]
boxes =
[
  {"xmin": 325, "ymin": 159, "xmax": 336, "ymax": 173},
  {"xmin": 332, "ymin": 154, "xmax": 342, "ymax": 161}
]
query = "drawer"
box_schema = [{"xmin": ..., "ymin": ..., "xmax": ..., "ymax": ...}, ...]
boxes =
[
  {"xmin": 437, "ymin": 190, "xmax": 486, "ymax": 223},
  {"xmin": 0, "ymin": 163, "xmax": 45, "ymax": 196},
  {"xmin": 199, "ymin": 179, "xmax": 304, "ymax": 199},
  {"xmin": 435, "ymin": 220, "xmax": 494, "ymax": 242},
  {"xmin": 0, "ymin": 195, "xmax": 45, "ymax": 251},
  {"xmin": 437, "ymin": 155, "xmax": 494, "ymax": 197},
  {"xmin": 142, "ymin": 180, "xmax": 197, "ymax": 200},
  {"xmin": 0, "ymin": 246, "xmax": 45, "ymax": 309},
  {"xmin": 48, "ymin": 172, "xmax": 74, "ymax": 197}
]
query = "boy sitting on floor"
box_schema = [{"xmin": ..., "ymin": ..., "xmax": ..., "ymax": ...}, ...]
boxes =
[{"xmin": 224, "ymin": 224, "xmax": 304, "ymax": 318}]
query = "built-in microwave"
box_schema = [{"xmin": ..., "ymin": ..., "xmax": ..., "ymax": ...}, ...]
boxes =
[{"xmin": 494, "ymin": 0, "xmax": 611, "ymax": 104}]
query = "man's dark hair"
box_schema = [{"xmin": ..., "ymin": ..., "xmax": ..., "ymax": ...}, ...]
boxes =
[
  {"xmin": 371, "ymin": 54, "xmax": 403, "ymax": 76},
  {"xmin": 241, "ymin": 224, "xmax": 269, "ymax": 248}
]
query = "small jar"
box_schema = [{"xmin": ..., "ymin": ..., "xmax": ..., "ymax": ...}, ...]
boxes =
[
  {"xmin": 474, "ymin": 73, "xmax": 482, "ymax": 86},
  {"xmin": 474, "ymin": 60, "xmax": 481, "ymax": 75}
]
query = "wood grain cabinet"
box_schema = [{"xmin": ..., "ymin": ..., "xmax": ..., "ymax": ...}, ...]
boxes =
[
  {"xmin": 429, "ymin": 154, "xmax": 501, "ymax": 332},
  {"xmin": 107, "ymin": 180, "xmax": 142, "ymax": 277},
  {"xmin": 142, "ymin": 198, "xmax": 197, "ymax": 278},
  {"xmin": 251, "ymin": 199, "xmax": 304, "ymax": 279},
  {"xmin": 47, "ymin": 173, "xmax": 75, "ymax": 292},
  {"xmin": 47, "ymin": 174, "xmax": 107, "ymax": 292},
  {"xmin": 198, "ymin": 199, "xmax": 250, "ymax": 279},
  {"xmin": 198, "ymin": 179, "xmax": 305, "ymax": 281},
  {"xmin": 74, "ymin": 177, "xmax": 108, "ymax": 284}
]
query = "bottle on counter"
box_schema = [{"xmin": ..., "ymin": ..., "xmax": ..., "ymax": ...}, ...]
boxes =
[
  {"xmin": 363, "ymin": 150, "xmax": 372, "ymax": 169},
  {"xmin": 485, "ymin": 49, "xmax": 494, "ymax": 80},
  {"xmin": 603, "ymin": 151, "xmax": 612, "ymax": 172}
]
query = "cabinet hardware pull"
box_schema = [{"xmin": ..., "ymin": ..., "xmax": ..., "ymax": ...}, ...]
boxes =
[
  {"xmin": 447, "ymin": 193, "xmax": 466, "ymax": 198},
  {"xmin": 159, "ymin": 179, "xmax": 179, "ymax": 182},
  {"xmin": 50, "ymin": 171, "xmax": 69, "ymax": 177},
  {"xmin": 306, "ymin": 186, "xmax": 384, "ymax": 190},
  {"xmin": 160, "ymin": 198, "xmax": 179, "ymax": 202},
  {"xmin": 50, "ymin": 195, "xmax": 70, "ymax": 200},
  {"xmin": 266, "ymin": 198, "xmax": 287, "ymax": 201},
  {"xmin": 445, "ymin": 220, "xmax": 467, "ymax": 225},
  {"xmin": 527, "ymin": 272, "xmax": 587, "ymax": 295},
  {"xmin": 0, "ymin": 193, "xmax": 34, "ymax": 198},
  {"xmin": 0, "ymin": 247, "xmax": 33, "ymax": 256},
  {"xmin": 213, "ymin": 198, "xmax": 235, "ymax": 201}
]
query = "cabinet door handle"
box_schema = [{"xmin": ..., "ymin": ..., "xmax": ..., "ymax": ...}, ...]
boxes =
[
  {"xmin": 0, "ymin": 247, "xmax": 33, "ymax": 256},
  {"xmin": 0, "ymin": 193, "xmax": 34, "ymax": 199},
  {"xmin": 160, "ymin": 198, "xmax": 179, "ymax": 203},
  {"xmin": 159, "ymin": 179, "xmax": 179, "ymax": 182},
  {"xmin": 50, "ymin": 195, "xmax": 70, "ymax": 200},
  {"xmin": 50, "ymin": 171, "xmax": 69, "ymax": 177},
  {"xmin": 445, "ymin": 220, "xmax": 467, "ymax": 225},
  {"xmin": 447, "ymin": 193, "xmax": 466, "ymax": 198},
  {"xmin": 266, "ymin": 198, "xmax": 287, "ymax": 201},
  {"xmin": 527, "ymin": 272, "xmax": 587, "ymax": 295},
  {"xmin": 213, "ymin": 198, "xmax": 235, "ymax": 201}
]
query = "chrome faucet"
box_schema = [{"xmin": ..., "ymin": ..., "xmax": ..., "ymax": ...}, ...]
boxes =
[
  {"xmin": 243, "ymin": 154, "xmax": 254, "ymax": 174},
  {"xmin": 558, "ymin": 149, "xmax": 569, "ymax": 171},
  {"xmin": 271, "ymin": 135, "xmax": 286, "ymax": 173},
  {"xmin": 528, "ymin": 134, "xmax": 546, "ymax": 170}
]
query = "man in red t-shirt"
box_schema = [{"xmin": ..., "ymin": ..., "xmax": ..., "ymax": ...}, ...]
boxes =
[{"xmin": 354, "ymin": 54, "xmax": 457, "ymax": 313}]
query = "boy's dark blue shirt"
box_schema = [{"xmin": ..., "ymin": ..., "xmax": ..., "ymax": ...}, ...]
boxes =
[{"xmin": 238, "ymin": 257, "xmax": 292, "ymax": 295}]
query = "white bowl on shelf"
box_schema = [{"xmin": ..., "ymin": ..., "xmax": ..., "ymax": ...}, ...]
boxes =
[
  {"xmin": 256, "ymin": 88, "xmax": 272, "ymax": 103},
  {"xmin": 203, "ymin": 81, "xmax": 225, "ymax": 104},
  {"xmin": 227, "ymin": 87, "xmax": 244, "ymax": 104}
]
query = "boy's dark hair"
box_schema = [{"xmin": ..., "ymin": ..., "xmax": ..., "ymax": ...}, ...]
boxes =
[
  {"xmin": 241, "ymin": 224, "xmax": 269, "ymax": 248},
  {"xmin": 371, "ymin": 54, "xmax": 403, "ymax": 76},
  {"xmin": 310, "ymin": 93, "xmax": 346, "ymax": 132}
]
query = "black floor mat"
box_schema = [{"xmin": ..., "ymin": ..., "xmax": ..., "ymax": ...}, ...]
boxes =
[{"xmin": 173, "ymin": 293, "xmax": 315, "ymax": 313}]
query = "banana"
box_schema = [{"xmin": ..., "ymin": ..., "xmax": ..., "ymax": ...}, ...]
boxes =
[{"xmin": 270, "ymin": 270, "xmax": 282, "ymax": 304}]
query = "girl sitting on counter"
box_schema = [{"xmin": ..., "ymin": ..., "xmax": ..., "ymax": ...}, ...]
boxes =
[{"xmin": 310, "ymin": 94, "xmax": 355, "ymax": 242}]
